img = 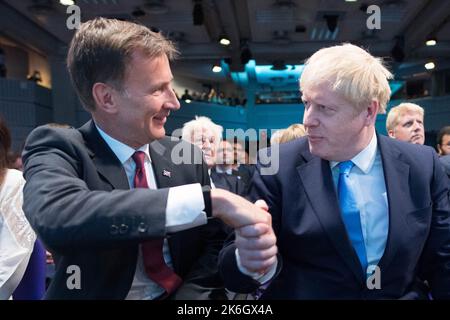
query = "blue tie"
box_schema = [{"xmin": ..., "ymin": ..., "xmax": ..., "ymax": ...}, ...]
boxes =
[{"xmin": 338, "ymin": 161, "xmax": 368, "ymax": 274}]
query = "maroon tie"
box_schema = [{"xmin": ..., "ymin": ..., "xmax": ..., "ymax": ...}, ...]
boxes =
[{"xmin": 132, "ymin": 151, "xmax": 182, "ymax": 296}]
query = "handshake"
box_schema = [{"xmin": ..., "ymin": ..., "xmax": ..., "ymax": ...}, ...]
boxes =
[{"xmin": 211, "ymin": 189, "xmax": 278, "ymax": 275}]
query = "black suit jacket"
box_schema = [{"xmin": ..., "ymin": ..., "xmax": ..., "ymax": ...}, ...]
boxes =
[
  {"xmin": 210, "ymin": 169, "xmax": 246, "ymax": 196},
  {"xmin": 22, "ymin": 120, "xmax": 227, "ymax": 299},
  {"xmin": 219, "ymin": 134, "xmax": 450, "ymax": 299}
]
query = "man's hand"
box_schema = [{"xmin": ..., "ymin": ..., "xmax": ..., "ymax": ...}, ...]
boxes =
[
  {"xmin": 211, "ymin": 188, "xmax": 271, "ymax": 228},
  {"xmin": 235, "ymin": 200, "xmax": 277, "ymax": 274}
]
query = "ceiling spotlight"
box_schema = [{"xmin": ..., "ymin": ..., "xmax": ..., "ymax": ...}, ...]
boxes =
[
  {"xmin": 424, "ymin": 62, "xmax": 435, "ymax": 70},
  {"xmin": 324, "ymin": 14, "xmax": 339, "ymax": 33},
  {"xmin": 219, "ymin": 36, "xmax": 231, "ymax": 46},
  {"xmin": 131, "ymin": 7, "xmax": 146, "ymax": 17},
  {"xmin": 193, "ymin": 0, "xmax": 204, "ymax": 26},
  {"xmin": 60, "ymin": 0, "xmax": 75, "ymax": 5},
  {"xmin": 425, "ymin": 38, "xmax": 437, "ymax": 46},
  {"xmin": 212, "ymin": 65, "xmax": 222, "ymax": 73}
]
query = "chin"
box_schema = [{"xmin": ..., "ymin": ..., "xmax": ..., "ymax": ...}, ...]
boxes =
[{"xmin": 151, "ymin": 129, "xmax": 166, "ymax": 140}]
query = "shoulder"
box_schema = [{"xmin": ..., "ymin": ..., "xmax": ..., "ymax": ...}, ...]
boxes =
[
  {"xmin": 379, "ymin": 134, "xmax": 437, "ymax": 163},
  {"xmin": 4, "ymin": 169, "xmax": 25, "ymax": 185},
  {"xmin": 259, "ymin": 136, "xmax": 309, "ymax": 169},
  {"xmin": 23, "ymin": 125, "xmax": 86, "ymax": 163},
  {"xmin": 1, "ymin": 169, "xmax": 25, "ymax": 197}
]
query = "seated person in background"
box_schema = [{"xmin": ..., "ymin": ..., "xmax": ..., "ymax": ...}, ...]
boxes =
[
  {"xmin": 271, "ymin": 124, "xmax": 306, "ymax": 145},
  {"xmin": 386, "ymin": 103, "xmax": 425, "ymax": 145},
  {"xmin": 214, "ymin": 140, "xmax": 246, "ymax": 196},
  {"xmin": 181, "ymin": 117, "xmax": 245, "ymax": 196},
  {"xmin": 0, "ymin": 116, "xmax": 36, "ymax": 299},
  {"xmin": 437, "ymin": 126, "xmax": 450, "ymax": 156},
  {"xmin": 181, "ymin": 89, "xmax": 192, "ymax": 101},
  {"xmin": 270, "ymin": 129, "xmax": 285, "ymax": 145},
  {"xmin": 27, "ymin": 70, "xmax": 42, "ymax": 84}
]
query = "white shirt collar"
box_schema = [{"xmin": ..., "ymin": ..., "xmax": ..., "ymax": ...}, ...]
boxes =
[
  {"xmin": 215, "ymin": 166, "xmax": 233, "ymax": 175},
  {"xmin": 330, "ymin": 132, "xmax": 378, "ymax": 174},
  {"xmin": 95, "ymin": 124, "xmax": 151, "ymax": 165}
]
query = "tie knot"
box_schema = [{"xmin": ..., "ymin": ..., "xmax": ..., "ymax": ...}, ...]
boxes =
[
  {"xmin": 338, "ymin": 160, "xmax": 354, "ymax": 175},
  {"xmin": 132, "ymin": 151, "xmax": 146, "ymax": 169}
]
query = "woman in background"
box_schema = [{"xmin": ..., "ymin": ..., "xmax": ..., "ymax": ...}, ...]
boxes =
[{"xmin": 0, "ymin": 116, "xmax": 36, "ymax": 299}]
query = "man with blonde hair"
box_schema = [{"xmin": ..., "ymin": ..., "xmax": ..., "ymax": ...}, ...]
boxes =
[
  {"xmin": 386, "ymin": 103, "xmax": 425, "ymax": 145},
  {"xmin": 220, "ymin": 43, "xmax": 450, "ymax": 299},
  {"xmin": 22, "ymin": 18, "xmax": 276, "ymax": 299}
]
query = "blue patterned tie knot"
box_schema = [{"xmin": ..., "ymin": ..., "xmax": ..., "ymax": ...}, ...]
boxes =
[
  {"xmin": 337, "ymin": 160, "xmax": 368, "ymax": 275},
  {"xmin": 338, "ymin": 160, "xmax": 354, "ymax": 176}
]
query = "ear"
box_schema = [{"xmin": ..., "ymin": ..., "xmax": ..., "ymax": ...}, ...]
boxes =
[
  {"xmin": 92, "ymin": 82, "xmax": 119, "ymax": 114},
  {"xmin": 387, "ymin": 129, "xmax": 396, "ymax": 138},
  {"xmin": 364, "ymin": 100, "xmax": 380, "ymax": 126}
]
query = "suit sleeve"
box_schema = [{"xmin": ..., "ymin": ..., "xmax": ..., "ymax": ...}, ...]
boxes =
[
  {"xmin": 22, "ymin": 126, "xmax": 169, "ymax": 253},
  {"xmin": 418, "ymin": 149, "xmax": 450, "ymax": 299},
  {"xmin": 219, "ymin": 153, "xmax": 282, "ymax": 294},
  {"xmin": 174, "ymin": 149, "xmax": 230, "ymax": 299}
]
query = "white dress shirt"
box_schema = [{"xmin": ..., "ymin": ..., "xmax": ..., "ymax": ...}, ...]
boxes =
[
  {"xmin": 0, "ymin": 169, "xmax": 36, "ymax": 299},
  {"xmin": 96, "ymin": 125, "xmax": 207, "ymax": 299},
  {"xmin": 330, "ymin": 133, "xmax": 389, "ymax": 273}
]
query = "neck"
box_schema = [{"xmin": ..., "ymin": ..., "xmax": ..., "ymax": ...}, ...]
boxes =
[{"xmin": 93, "ymin": 116, "xmax": 148, "ymax": 149}]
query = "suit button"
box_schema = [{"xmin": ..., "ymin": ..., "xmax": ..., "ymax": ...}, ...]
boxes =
[
  {"xmin": 119, "ymin": 224, "xmax": 129, "ymax": 234},
  {"xmin": 138, "ymin": 222, "xmax": 148, "ymax": 233},
  {"xmin": 110, "ymin": 224, "xmax": 119, "ymax": 235}
]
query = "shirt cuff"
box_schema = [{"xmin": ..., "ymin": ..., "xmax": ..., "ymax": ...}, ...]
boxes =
[
  {"xmin": 166, "ymin": 183, "xmax": 207, "ymax": 233},
  {"xmin": 235, "ymin": 248, "xmax": 278, "ymax": 284}
]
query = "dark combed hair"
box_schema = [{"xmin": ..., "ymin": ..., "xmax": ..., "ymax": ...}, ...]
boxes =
[
  {"xmin": 437, "ymin": 126, "xmax": 450, "ymax": 146},
  {"xmin": 66, "ymin": 17, "xmax": 178, "ymax": 112}
]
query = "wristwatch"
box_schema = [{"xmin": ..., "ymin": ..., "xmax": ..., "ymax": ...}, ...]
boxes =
[{"xmin": 202, "ymin": 185, "xmax": 212, "ymax": 218}]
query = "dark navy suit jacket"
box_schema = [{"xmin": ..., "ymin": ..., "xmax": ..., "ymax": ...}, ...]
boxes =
[
  {"xmin": 219, "ymin": 134, "xmax": 450, "ymax": 299},
  {"xmin": 22, "ymin": 121, "xmax": 227, "ymax": 299}
]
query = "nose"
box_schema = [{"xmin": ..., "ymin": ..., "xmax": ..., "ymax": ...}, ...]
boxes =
[
  {"xmin": 303, "ymin": 105, "xmax": 319, "ymax": 128},
  {"xmin": 412, "ymin": 120, "xmax": 422, "ymax": 132},
  {"xmin": 164, "ymin": 88, "xmax": 180, "ymax": 111},
  {"xmin": 203, "ymin": 139, "xmax": 211, "ymax": 150}
]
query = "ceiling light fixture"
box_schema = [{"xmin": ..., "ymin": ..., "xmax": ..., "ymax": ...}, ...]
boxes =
[
  {"xmin": 425, "ymin": 37, "xmax": 437, "ymax": 46},
  {"xmin": 60, "ymin": 0, "xmax": 75, "ymax": 5},
  {"xmin": 193, "ymin": 0, "xmax": 204, "ymax": 26},
  {"xmin": 424, "ymin": 62, "xmax": 435, "ymax": 70},
  {"xmin": 212, "ymin": 65, "xmax": 222, "ymax": 73},
  {"xmin": 324, "ymin": 14, "xmax": 339, "ymax": 33},
  {"xmin": 219, "ymin": 36, "xmax": 231, "ymax": 46}
]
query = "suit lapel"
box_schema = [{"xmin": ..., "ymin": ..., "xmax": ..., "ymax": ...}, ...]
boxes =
[
  {"xmin": 297, "ymin": 150, "xmax": 365, "ymax": 284},
  {"xmin": 78, "ymin": 120, "xmax": 129, "ymax": 190},
  {"xmin": 149, "ymin": 139, "xmax": 175, "ymax": 189},
  {"xmin": 376, "ymin": 135, "xmax": 411, "ymax": 273}
]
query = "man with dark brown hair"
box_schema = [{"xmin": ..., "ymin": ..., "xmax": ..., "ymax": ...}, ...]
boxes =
[{"xmin": 22, "ymin": 18, "xmax": 276, "ymax": 300}]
